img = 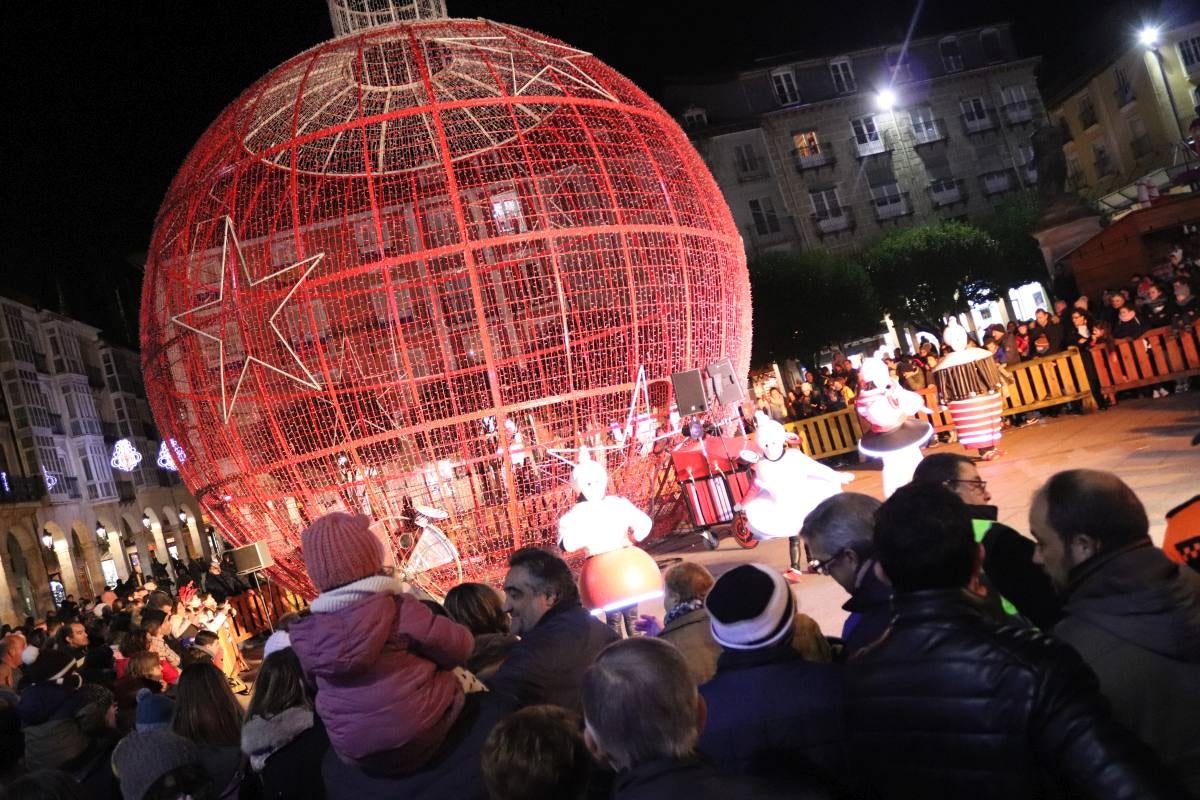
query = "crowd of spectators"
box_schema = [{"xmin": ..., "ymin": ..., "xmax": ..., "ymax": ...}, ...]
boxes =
[
  {"xmin": 757, "ymin": 243, "xmax": 1199, "ymax": 424},
  {"xmin": 1, "ymin": 462, "xmax": 1195, "ymax": 799}
]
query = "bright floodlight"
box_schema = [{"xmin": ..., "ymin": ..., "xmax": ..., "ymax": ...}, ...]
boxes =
[
  {"xmin": 1139, "ymin": 26, "xmax": 1160, "ymax": 47},
  {"xmin": 877, "ymin": 89, "xmax": 897, "ymax": 110}
]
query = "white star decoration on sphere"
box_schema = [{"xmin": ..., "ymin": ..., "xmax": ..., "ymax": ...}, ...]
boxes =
[
  {"xmin": 171, "ymin": 217, "xmax": 325, "ymax": 424},
  {"xmin": 429, "ymin": 24, "xmax": 617, "ymax": 103}
]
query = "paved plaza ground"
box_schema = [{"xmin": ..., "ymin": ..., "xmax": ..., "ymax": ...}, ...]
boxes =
[{"xmin": 643, "ymin": 392, "xmax": 1200, "ymax": 638}]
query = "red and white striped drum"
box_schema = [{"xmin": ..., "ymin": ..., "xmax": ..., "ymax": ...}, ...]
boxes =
[{"xmin": 948, "ymin": 393, "xmax": 1004, "ymax": 449}]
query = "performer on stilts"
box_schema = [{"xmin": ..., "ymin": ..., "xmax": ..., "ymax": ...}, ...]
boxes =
[
  {"xmin": 739, "ymin": 411, "xmax": 854, "ymax": 581},
  {"xmin": 856, "ymin": 357, "xmax": 933, "ymax": 497},
  {"xmin": 933, "ymin": 321, "xmax": 1007, "ymax": 460},
  {"xmin": 558, "ymin": 448, "xmax": 661, "ymax": 637}
]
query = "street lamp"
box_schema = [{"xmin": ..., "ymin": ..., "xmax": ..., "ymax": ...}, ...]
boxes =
[
  {"xmin": 877, "ymin": 89, "xmax": 897, "ymax": 112},
  {"xmin": 178, "ymin": 509, "xmax": 188, "ymax": 523},
  {"xmin": 41, "ymin": 532, "xmax": 53, "ymax": 549},
  {"xmin": 142, "ymin": 514, "xmax": 151, "ymax": 529},
  {"xmin": 95, "ymin": 522, "xmax": 107, "ymax": 539},
  {"xmin": 1140, "ymin": 23, "xmax": 1185, "ymax": 140}
]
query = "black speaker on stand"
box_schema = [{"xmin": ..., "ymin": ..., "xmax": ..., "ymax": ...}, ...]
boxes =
[{"xmin": 228, "ymin": 542, "xmax": 276, "ymax": 633}]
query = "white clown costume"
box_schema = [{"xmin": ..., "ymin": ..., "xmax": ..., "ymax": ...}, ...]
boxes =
[
  {"xmin": 856, "ymin": 357, "xmax": 933, "ymax": 497},
  {"xmin": 558, "ymin": 448, "xmax": 662, "ymax": 618}
]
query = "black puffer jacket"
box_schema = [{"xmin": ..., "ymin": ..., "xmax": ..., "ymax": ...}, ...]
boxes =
[{"xmin": 845, "ymin": 589, "xmax": 1182, "ymax": 800}]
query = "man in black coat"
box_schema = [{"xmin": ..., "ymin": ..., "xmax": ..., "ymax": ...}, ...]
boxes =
[
  {"xmin": 1031, "ymin": 470, "xmax": 1200, "ymax": 797},
  {"xmin": 911, "ymin": 453, "xmax": 1062, "ymax": 630},
  {"xmin": 1029, "ymin": 307, "xmax": 1065, "ymax": 354},
  {"xmin": 800, "ymin": 493, "xmax": 890, "ymax": 658},
  {"xmin": 844, "ymin": 482, "xmax": 1182, "ymax": 800},
  {"xmin": 487, "ymin": 547, "xmax": 617, "ymax": 710}
]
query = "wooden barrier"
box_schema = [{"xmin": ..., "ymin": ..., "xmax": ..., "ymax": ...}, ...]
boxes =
[
  {"xmin": 227, "ymin": 584, "xmax": 309, "ymax": 642},
  {"xmin": 1001, "ymin": 347, "xmax": 1097, "ymax": 414},
  {"xmin": 785, "ymin": 408, "xmax": 863, "ymax": 459},
  {"xmin": 1088, "ymin": 320, "xmax": 1200, "ymax": 403}
]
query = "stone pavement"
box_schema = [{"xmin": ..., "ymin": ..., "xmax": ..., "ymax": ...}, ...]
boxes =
[{"xmin": 641, "ymin": 392, "xmax": 1200, "ymax": 638}]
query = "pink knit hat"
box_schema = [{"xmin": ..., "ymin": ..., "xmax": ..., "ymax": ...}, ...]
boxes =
[{"xmin": 301, "ymin": 512, "xmax": 383, "ymax": 592}]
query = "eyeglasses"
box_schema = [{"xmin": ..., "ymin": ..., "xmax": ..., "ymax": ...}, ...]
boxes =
[
  {"xmin": 807, "ymin": 549, "xmax": 851, "ymax": 575},
  {"xmin": 946, "ymin": 478, "xmax": 988, "ymax": 492}
]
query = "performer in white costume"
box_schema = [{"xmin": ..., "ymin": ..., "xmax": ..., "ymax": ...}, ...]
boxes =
[
  {"xmin": 856, "ymin": 357, "xmax": 933, "ymax": 497},
  {"xmin": 740, "ymin": 411, "xmax": 853, "ymax": 579},
  {"xmin": 933, "ymin": 321, "xmax": 1006, "ymax": 459},
  {"xmin": 558, "ymin": 448, "xmax": 661, "ymax": 636}
]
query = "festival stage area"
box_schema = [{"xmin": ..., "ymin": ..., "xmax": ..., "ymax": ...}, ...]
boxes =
[{"xmin": 644, "ymin": 392, "xmax": 1200, "ymax": 638}]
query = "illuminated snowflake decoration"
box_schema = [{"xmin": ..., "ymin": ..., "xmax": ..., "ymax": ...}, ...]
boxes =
[
  {"xmin": 157, "ymin": 439, "xmax": 186, "ymax": 471},
  {"xmin": 41, "ymin": 465, "xmax": 58, "ymax": 492},
  {"xmin": 110, "ymin": 439, "xmax": 144, "ymax": 473}
]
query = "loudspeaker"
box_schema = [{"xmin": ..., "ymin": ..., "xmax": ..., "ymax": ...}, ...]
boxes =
[
  {"xmin": 228, "ymin": 541, "xmax": 274, "ymax": 575},
  {"xmin": 706, "ymin": 359, "xmax": 744, "ymax": 404},
  {"xmin": 671, "ymin": 369, "xmax": 708, "ymax": 414}
]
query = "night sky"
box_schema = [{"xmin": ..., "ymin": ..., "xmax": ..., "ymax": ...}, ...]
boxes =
[{"xmin": 1, "ymin": 0, "xmax": 1175, "ymax": 343}]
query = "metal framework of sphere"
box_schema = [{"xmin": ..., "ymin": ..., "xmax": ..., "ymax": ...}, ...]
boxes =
[{"xmin": 140, "ymin": 18, "xmax": 750, "ymax": 597}]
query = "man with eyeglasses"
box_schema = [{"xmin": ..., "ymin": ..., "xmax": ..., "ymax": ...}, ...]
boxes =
[
  {"xmin": 911, "ymin": 453, "xmax": 1061, "ymax": 630},
  {"xmin": 800, "ymin": 493, "xmax": 888, "ymax": 659}
]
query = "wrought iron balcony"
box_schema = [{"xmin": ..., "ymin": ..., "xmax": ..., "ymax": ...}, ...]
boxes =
[
  {"xmin": 910, "ymin": 118, "xmax": 948, "ymax": 146},
  {"xmin": 812, "ymin": 206, "xmax": 856, "ymax": 237},
  {"xmin": 1002, "ymin": 99, "xmax": 1043, "ymax": 126},
  {"xmin": 793, "ymin": 144, "xmax": 836, "ymax": 172},
  {"xmin": 980, "ymin": 169, "xmax": 1017, "ymax": 197},
  {"xmin": 928, "ymin": 178, "xmax": 968, "ymax": 207},
  {"xmin": 0, "ymin": 475, "xmax": 45, "ymax": 504},
  {"xmin": 873, "ymin": 192, "xmax": 912, "ymax": 222},
  {"xmin": 850, "ymin": 129, "xmax": 894, "ymax": 159},
  {"xmin": 960, "ymin": 109, "xmax": 999, "ymax": 136}
]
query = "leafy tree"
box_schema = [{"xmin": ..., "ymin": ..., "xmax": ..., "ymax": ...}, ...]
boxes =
[
  {"xmin": 749, "ymin": 251, "xmax": 883, "ymax": 367},
  {"xmin": 977, "ymin": 194, "xmax": 1048, "ymax": 291},
  {"xmin": 862, "ymin": 221, "xmax": 1002, "ymax": 334}
]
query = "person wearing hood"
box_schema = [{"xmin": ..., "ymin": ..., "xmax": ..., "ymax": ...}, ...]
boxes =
[
  {"xmin": 17, "ymin": 648, "xmax": 92, "ymax": 771},
  {"xmin": 1030, "ymin": 470, "xmax": 1200, "ymax": 797},
  {"xmin": 288, "ymin": 511, "xmax": 474, "ymax": 774},
  {"xmin": 241, "ymin": 631, "xmax": 330, "ymax": 799}
]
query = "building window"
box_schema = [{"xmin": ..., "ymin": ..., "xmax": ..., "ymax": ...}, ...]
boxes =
[
  {"xmin": 1114, "ymin": 67, "xmax": 1135, "ymax": 106},
  {"xmin": 683, "ymin": 106, "xmax": 708, "ymax": 129},
  {"xmin": 1078, "ymin": 93, "xmax": 1098, "ymax": 128},
  {"xmin": 885, "ymin": 48, "xmax": 911, "ymax": 82},
  {"xmin": 871, "ymin": 182, "xmax": 908, "ymax": 219},
  {"xmin": 1092, "ymin": 140, "xmax": 1113, "ymax": 176},
  {"xmin": 960, "ymin": 97, "xmax": 993, "ymax": 133},
  {"xmin": 1129, "ymin": 117, "xmax": 1151, "ymax": 158},
  {"xmin": 980, "ymin": 28, "xmax": 1004, "ymax": 64},
  {"xmin": 910, "ymin": 106, "xmax": 942, "ymax": 143},
  {"xmin": 810, "ymin": 187, "xmax": 849, "ymax": 233},
  {"xmin": 1001, "ymin": 85, "xmax": 1033, "ymax": 123},
  {"xmin": 748, "ymin": 198, "xmax": 781, "ymax": 236},
  {"xmin": 1179, "ymin": 36, "xmax": 1200, "ymax": 74},
  {"xmin": 939, "ymin": 37, "xmax": 964, "ymax": 72},
  {"xmin": 734, "ymin": 143, "xmax": 761, "ymax": 176},
  {"xmin": 771, "ymin": 68, "xmax": 800, "ymax": 105},
  {"xmin": 929, "ymin": 177, "xmax": 962, "ymax": 206},
  {"xmin": 829, "ymin": 58, "xmax": 856, "ymax": 94},
  {"xmin": 851, "ymin": 114, "xmax": 883, "ymax": 155}
]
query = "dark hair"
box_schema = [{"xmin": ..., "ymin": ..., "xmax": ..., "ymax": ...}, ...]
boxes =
[
  {"xmin": 911, "ymin": 453, "xmax": 974, "ymax": 488},
  {"xmin": 121, "ymin": 628, "xmax": 151, "ymax": 657},
  {"xmin": 481, "ymin": 706, "xmax": 590, "ymax": 800},
  {"xmin": 1036, "ymin": 470, "xmax": 1148, "ymax": 550},
  {"xmin": 146, "ymin": 591, "xmax": 173, "ymax": 613},
  {"xmin": 444, "ymin": 583, "xmax": 509, "ymax": 635},
  {"xmin": 2, "ymin": 769, "xmax": 84, "ymax": 800},
  {"xmin": 582, "ymin": 638, "xmax": 698, "ymax": 771},
  {"xmin": 421, "ymin": 599, "xmax": 449, "ymax": 618},
  {"xmin": 192, "ymin": 631, "xmax": 218, "ymax": 649},
  {"xmin": 140, "ymin": 609, "xmax": 166, "ymax": 635},
  {"xmin": 172, "ymin": 663, "xmax": 243, "ymax": 747},
  {"xmin": 874, "ymin": 483, "xmax": 977, "ymax": 593},
  {"xmin": 142, "ymin": 763, "xmax": 214, "ymax": 800},
  {"xmin": 801, "ymin": 492, "xmax": 882, "ymax": 555},
  {"xmin": 246, "ymin": 648, "xmax": 311, "ymax": 721},
  {"xmin": 126, "ymin": 651, "xmax": 163, "ymax": 683},
  {"xmin": 507, "ymin": 548, "xmax": 578, "ymax": 605}
]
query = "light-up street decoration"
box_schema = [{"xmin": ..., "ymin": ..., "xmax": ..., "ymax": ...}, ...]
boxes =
[{"xmin": 110, "ymin": 439, "xmax": 144, "ymax": 472}]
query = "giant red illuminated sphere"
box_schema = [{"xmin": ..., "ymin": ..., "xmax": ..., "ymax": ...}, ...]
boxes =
[{"xmin": 140, "ymin": 17, "xmax": 750, "ymax": 597}]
